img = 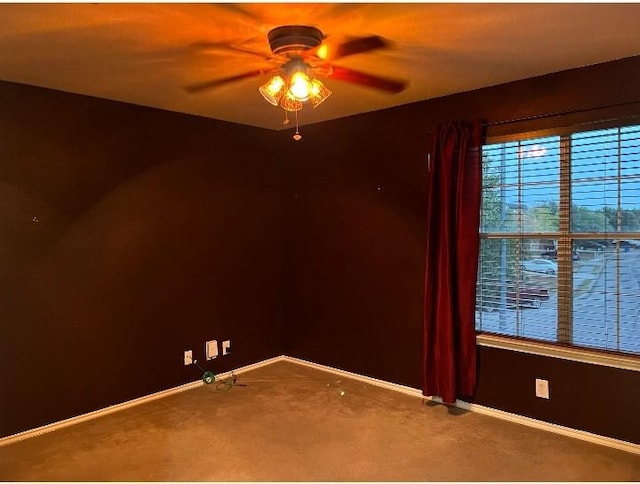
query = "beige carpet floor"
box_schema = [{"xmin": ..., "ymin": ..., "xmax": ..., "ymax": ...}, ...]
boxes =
[{"xmin": 1, "ymin": 359, "xmax": 639, "ymax": 481}]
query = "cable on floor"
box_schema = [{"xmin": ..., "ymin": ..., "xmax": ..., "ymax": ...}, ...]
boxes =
[{"xmin": 193, "ymin": 360, "xmax": 247, "ymax": 392}]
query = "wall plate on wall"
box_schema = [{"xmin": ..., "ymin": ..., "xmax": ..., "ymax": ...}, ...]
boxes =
[
  {"xmin": 222, "ymin": 340, "xmax": 231, "ymax": 356},
  {"xmin": 206, "ymin": 340, "xmax": 218, "ymax": 360}
]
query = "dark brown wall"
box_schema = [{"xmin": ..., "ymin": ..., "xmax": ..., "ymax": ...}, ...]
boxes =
[
  {"xmin": 474, "ymin": 347, "xmax": 640, "ymax": 445},
  {"xmin": 0, "ymin": 81, "xmax": 284, "ymax": 437},
  {"xmin": 3, "ymin": 56, "xmax": 639, "ymax": 444},
  {"xmin": 282, "ymin": 55, "xmax": 640, "ymax": 444}
]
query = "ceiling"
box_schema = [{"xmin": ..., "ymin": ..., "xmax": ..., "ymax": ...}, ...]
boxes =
[{"xmin": 1, "ymin": 3, "xmax": 640, "ymax": 131}]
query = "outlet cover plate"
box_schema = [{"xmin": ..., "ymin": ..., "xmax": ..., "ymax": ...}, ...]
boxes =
[
  {"xmin": 535, "ymin": 378, "xmax": 550, "ymax": 399},
  {"xmin": 184, "ymin": 350, "xmax": 193, "ymax": 366},
  {"xmin": 206, "ymin": 340, "xmax": 218, "ymax": 360}
]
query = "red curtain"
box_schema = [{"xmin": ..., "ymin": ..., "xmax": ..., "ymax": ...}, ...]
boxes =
[{"xmin": 423, "ymin": 120, "xmax": 483, "ymax": 404}]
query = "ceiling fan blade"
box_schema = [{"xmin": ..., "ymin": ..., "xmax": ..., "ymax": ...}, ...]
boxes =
[
  {"xmin": 184, "ymin": 70, "xmax": 266, "ymax": 94},
  {"xmin": 190, "ymin": 41, "xmax": 274, "ymax": 61},
  {"xmin": 313, "ymin": 35, "xmax": 391, "ymax": 61},
  {"xmin": 213, "ymin": 4, "xmax": 265, "ymax": 22},
  {"xmin": 327, "ymin": 66, "xmax": 408, "ymax": 94}
]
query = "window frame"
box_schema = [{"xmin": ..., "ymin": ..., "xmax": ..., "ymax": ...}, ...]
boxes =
[
  {"xmin": 477, "ymin": 116, "xmax": 640, "ymax": 370},
  {"xmin": 477, "ymin": 333, "xmax": 640, "ymax": 372}
]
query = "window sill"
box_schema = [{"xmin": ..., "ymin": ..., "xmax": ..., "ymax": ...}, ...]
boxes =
[{"xmin": 476, "ymin": 334, "xmax": 640, "ymax": 372}]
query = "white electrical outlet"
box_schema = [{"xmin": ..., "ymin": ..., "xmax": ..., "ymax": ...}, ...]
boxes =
[
  {"xmin": 535, "ymin": 378, "xmax": 550, "ymax": 399},
  {"xmin": 222, "ymin": 340, "xmax": 231, "ymax": 355},
  {"xmin": 184, "ymin": 350, "xmax": 193, "ymax": 366},
  {"xmin": 205, "ymin": 340, "xmax": 218, "ymax": 360}
]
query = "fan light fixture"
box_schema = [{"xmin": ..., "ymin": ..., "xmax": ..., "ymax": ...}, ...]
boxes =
[
  {"xmin": 258, "ymin": 68, "xmax": 332, "ymax": 112},
  {"xmin": 184, "ymin": 25, "xmax": 406, "ymax": 142},
  {"xmin": 258, "ymin": 24, "xmax": 331, "ymax": 115}
]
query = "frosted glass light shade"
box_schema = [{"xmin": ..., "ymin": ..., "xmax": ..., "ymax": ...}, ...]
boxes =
[
  {"xmin": 309, "ymin": 79, "xmax": 332, "ymax": 108},
  {"xmin": 259, "ymin": 75, "xmax": 285, "ymax": 106},
  {"xmin": 280, "ymin": 90, "xmax": 304, "ymax": 112}
]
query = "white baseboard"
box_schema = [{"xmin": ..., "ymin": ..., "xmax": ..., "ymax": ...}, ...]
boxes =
[
  {"xmin": 3, "ymin": 353, "xmax": 638, "ymax": 456},
  {"xmin": 282, "ymin": 356, "xmax": 640, "ymax": 456},
  {"xmin": 449, "ymin": 398, "xmax": 640, "ymax": 455},
  {"xmin": 0, "ymin": 355, "xmax": 285, "ymax": 447},
  {"xmin": 283, "ymin": 355, "xmax": 424, "ymax": 398}
]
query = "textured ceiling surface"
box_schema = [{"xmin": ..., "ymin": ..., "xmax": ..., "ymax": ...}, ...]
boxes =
[{"xmin": 1, "ymin": 3, "xmax": 639, "ymax": 130}]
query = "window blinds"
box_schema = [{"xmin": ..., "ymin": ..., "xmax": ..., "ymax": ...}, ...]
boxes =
[{"xmin": 476, "ymin": 123, "xmax": 640, "ymax": 355}]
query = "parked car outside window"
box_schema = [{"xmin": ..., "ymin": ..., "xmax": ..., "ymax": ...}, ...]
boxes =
[
  {"xmin": 540, "ymin": 249, "xmax": 580, "ymax": 261},
  {"xmin": 476, "ymin": 279, "xmax": 550, "ymax": 310},
  {"xmin": 578, "ymin": 241, "xmax": 607, "ymax": 250},
  {"xmin": 521, "ymin": 258, "xmax": 558, "ymax": 274}
]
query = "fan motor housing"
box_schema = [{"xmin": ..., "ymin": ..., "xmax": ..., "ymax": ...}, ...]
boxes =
[{"xmin": 268, "ymin": 25, "xmax": 323, "ymax": 56}]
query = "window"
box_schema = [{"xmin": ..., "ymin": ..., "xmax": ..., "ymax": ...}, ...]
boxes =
[{"xmin": 476, "ymin": 122, "xmax": 640, "ymax": 356}]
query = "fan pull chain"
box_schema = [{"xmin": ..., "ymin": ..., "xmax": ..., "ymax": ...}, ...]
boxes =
[
  {"xmin": 282, "ymin": 109, "xmax": 290, "ymax": 125},
  {"xmin": 293, "ymin": 109, "xmax": 302, "ymax": 141}
]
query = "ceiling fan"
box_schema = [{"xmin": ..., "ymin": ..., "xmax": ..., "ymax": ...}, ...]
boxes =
[{"xmin": 184, "ymin": 25, "xmax": 409, "ymax": 115}]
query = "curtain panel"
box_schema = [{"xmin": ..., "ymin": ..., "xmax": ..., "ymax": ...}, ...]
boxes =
[{"xmin": 423, "ymin": 120, "xmax": 483, "ymax": 404}]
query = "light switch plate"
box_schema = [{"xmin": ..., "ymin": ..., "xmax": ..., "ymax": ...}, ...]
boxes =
[{"xmin": 222, "ymin": 340, "xmax": 231, "ymax": 356}]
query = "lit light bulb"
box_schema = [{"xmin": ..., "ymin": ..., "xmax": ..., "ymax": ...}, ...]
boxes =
[
  {"xmin": 289, "ymin": 72, "xmax": 311, "ymax": 101},
  {"xmin": 310, "ymin": 80, "xmax": 321, "ymax": 97},
  {"xmin": 316, "ymin": 44, "xmax": 329, "ymax": 60}
]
